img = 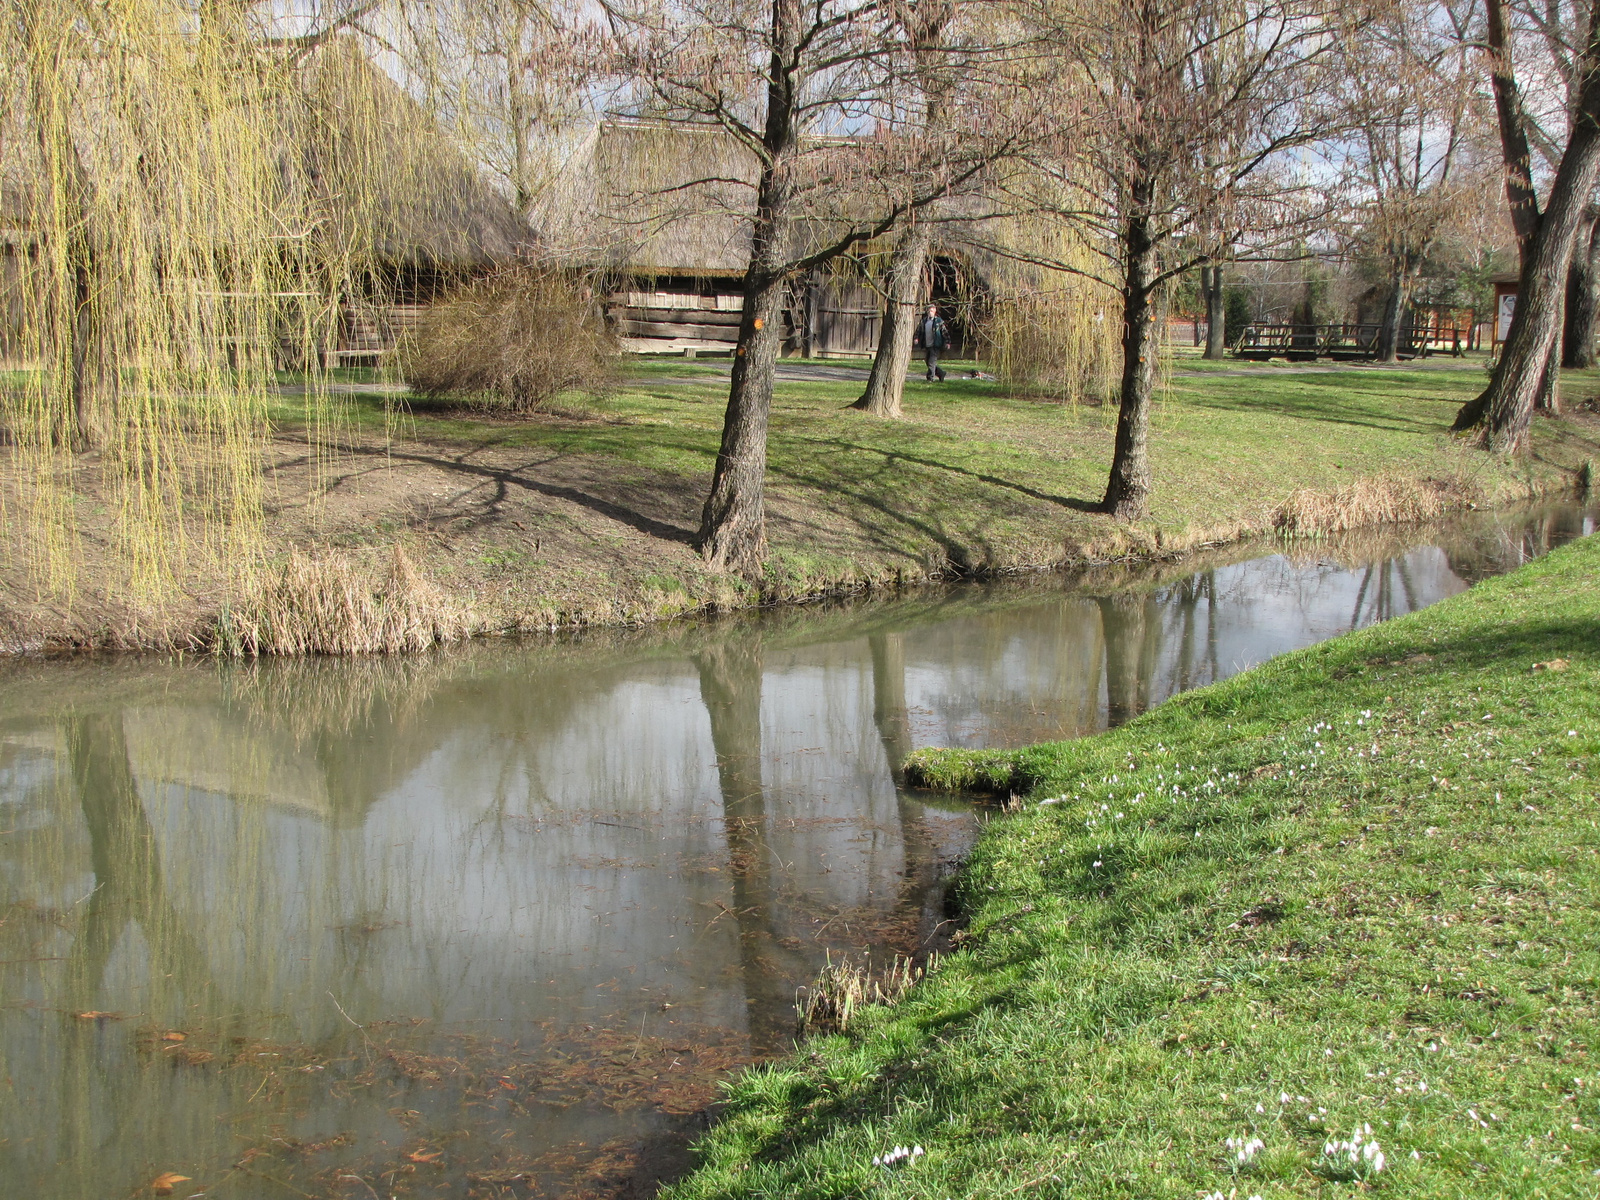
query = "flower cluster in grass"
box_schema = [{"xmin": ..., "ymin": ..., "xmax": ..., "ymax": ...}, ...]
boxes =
[
  {"xmin": 1225, "ymin": 1133, "xmax": 1264, "ymax": 1169},
  {"xmin": 1317, "ymin": 1123, "xmax": 1387, "ymax": 1180},
  {"xmin": 871, "ymin": 1144, "xmax": 924, "ymax": 1170}
]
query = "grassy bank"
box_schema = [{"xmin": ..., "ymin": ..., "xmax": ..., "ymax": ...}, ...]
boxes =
[
  {"xmin": 4, "ymin": 355, "xmax": 1599, "ymax": 651},
  {"xmin": 664, "ymin": 531, "xmax": 1600, "ymax": 1199}
]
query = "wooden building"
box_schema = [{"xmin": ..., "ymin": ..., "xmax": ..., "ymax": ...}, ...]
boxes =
[{"xmin": 579, "ymin": 121, "xmax": 971, "ymax": 358}]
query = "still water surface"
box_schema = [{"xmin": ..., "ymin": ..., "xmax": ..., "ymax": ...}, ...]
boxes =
[{"xmin": 0, "ymin": 505, "xmax": 1592, "ymax": 1198}]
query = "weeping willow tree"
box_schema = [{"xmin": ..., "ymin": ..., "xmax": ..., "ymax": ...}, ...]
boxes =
[
  {"xmin": 978, "ymin": 219, "xmax": 1122, "ymax": 406},
  {"xmin": 0, "ymin": 0, "xmax": 505, "ymax": 611}
]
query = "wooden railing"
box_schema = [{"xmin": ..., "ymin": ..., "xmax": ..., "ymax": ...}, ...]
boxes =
[{"xmin": 1233, "ymin": 317, "xmax": 1475, "ymax": 362}]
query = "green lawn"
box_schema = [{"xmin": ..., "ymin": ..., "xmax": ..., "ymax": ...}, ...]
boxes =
[
  {"xmin": 273, "ymin": 354, "xmax": 1599, "ymax": 591},
  {"xmin": 664, "ymin": 530, "xmax": 1600, "ymax": 1199}
]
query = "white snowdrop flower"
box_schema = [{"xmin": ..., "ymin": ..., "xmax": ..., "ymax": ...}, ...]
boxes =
[
  {"xmin": 1279, "ymin": 1092, "xmax": 1290, "ymax": 1104},
  {"xmin": 1256, "ymin": 1103, "xmax": 1264, "ymax": 1113}
]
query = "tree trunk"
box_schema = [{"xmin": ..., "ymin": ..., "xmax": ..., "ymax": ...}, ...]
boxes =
[
  {"xmin": 1203, "ymin": 264, "xmax": 1226, "ymax": 359},
  {"xmin": 695, "ymin": 0, "xmax": 801, "ymax": 578},
  {"xmin": 1375, "ymin": 269, "xmax": 1409, "ymax": 363},
  {"xmin": 1454, "ymin": 71, "xmax": 1600, "ymax": 448},
  {"xmin": 698, "ymin": 273, "xmax": 787, "ymax": 575},
  {"xmin": 854, "ymin": 224, "xmax": 931, "ymax": 418},
  {"xmin": 1455, "ymin": 0, "xmax": 1566, "ymax": 436},
  {"xmin": 1101, "ymin": 199, "xmax": 1160, "ymax": 519},
  {"xmin": 1563, "ymin": 210, "xmax": 1600, "ymax": 369}
]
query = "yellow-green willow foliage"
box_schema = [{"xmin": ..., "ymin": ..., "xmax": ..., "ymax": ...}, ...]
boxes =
[
  {"xmin": 978, "ymin": 220, "xmax": 1121, "ymax": 406},
  {"xmin": 0, "ymin": 2, "xmax": 486, "ymax": 604}
]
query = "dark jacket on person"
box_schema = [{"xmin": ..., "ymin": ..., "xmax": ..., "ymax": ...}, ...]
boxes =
[{"xmin": 914, "ymin": 314, "xmax": 949, "ymax": 350}]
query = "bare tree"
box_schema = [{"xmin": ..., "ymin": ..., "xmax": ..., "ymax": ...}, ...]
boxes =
[
  {"xmin": 1199, "ymin": 261, "xmax": 1229, "ymax": 357},
  {"xmin": 1454, "ymin": 0, "xmax": 1600, "ymax": 448},
  {"xmin": 601, "ymin": 0, "xmax": 1022, "ymax": 576},
  {"xmin": 1565, "ymin": 205, "xmax": 1600, "ymax": 364},
  {"xmin": 1012, "ymin": 0, "xmax": 1333, "ymax": 519},
  {"xmin": 854, "ymin": 1, "xmax": 956, "ymax": 419},
  {"xmin": 1337, "ymin": 0, "xmax": 1489, "ymax": 362},
  {"xmin": 394, "ymin": 0, "xmax": 592, "ymax": 226}
]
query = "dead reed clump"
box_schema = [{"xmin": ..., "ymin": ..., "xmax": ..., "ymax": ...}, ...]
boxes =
[
  {"xmin": 219, "ymin": 545, "xmax": 471, "ymax": 656},
  {"xmin": 795, "ymin": 952, "xmax": 929, "ymax": 1035},
  {"xmin": 1271, "ymin": 475, "xmax": 1480, "ymax": 537},
  {"xmin": 401, "ymin": 267, "xmax": 620, "ymax": 414}
]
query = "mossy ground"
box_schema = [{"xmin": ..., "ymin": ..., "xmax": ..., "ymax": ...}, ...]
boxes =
[
  {"xmin": 661, "ymin": 529, "xmax": 1600, "ymax": 1199},
  {"xmin": 5, "ymin": 353, "xmax": 1599, "ymax": 650}
]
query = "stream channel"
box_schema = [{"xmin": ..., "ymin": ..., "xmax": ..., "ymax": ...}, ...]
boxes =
[{"xmin": 0, "ymin": 502, "xmax": 1594, "ymax": 1199}]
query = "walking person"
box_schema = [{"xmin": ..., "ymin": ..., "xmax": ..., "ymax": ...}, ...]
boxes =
[{"xmin": 913, "ymin": 304, "xmax": 948, "ymax": 381}]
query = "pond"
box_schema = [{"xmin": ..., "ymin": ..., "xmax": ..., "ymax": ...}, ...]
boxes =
[{"xmin": 0, "ymin": 503, "xmax": 1592, "ymax": 1199}]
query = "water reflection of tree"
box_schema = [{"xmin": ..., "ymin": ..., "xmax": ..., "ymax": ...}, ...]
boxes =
[
  {"xmin": 694, "ymin": 639, "xmax": 804, "ymax": 1055},
  {"xmin": 62, "ymin": 713, "xmax": 206, "ymax": 1006},
  {"xmin": 1349, "ymin": 556, "xmax": 1420, "ymax": 627},
  {"xmin": 869, "ymin": 630, "xmax": 978, "ymax": 963},
  {"xmin": 1169, "ymin": 569, "xmax": 1220, "ymax": 696},
  {"xmin": 868, "ymin": 633, "xmax": 914, "ymax": 783},
  {"xmin": 1095, "ymin": 594, "xmax": 1164, "ymax": 727},
  {"xmin": 57, "ymin": 712, "xmax": 209, "ymax": 1186}
]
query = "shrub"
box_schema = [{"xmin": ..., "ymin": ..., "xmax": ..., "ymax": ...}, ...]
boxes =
[
  {"xmin": 1223, "ymin": 286, "xmax": 1252, "ymax": 347},
  {"xmin": 401, "ymin": 267, "xmax": 619, "ymax": 413}
]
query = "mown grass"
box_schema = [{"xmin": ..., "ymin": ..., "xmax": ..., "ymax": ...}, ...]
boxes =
[
  {"xmin": 664, "ymin": 532, "xmax": 1600, "ymax": 1199},
  {"xmin": 273, "ymin": 356, "xmax": 1599, "ymax": 577}
]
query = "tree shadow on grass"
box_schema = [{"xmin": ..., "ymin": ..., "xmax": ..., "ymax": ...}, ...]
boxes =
[
  {"xmin": 336, "ymin": 442, "xmax": 701, "ymax": 545},
  {"xmin": 791, "ymin": 435, "xmax": 1102, "ymax": 513},
  {"xmin": 1177, "ymin": 373, "xmax": 1473, "ymax": 436}
]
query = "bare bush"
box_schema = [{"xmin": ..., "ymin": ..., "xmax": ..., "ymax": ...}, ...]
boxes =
[{"xmin": 402, "ymin": 268, "xmax": 619, "ymax": 413}]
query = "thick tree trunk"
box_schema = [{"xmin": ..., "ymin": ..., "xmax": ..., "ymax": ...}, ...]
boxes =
[
  {"xmin": 854, "ymin": 224, "xmax": 931, "ymax": 418},
  {"xmin": 697, "ymin": 273, "xmax": 787, "ymax": 575},
  {"xmin": 1375, "ymin": 270, "xmax": 1409, "ymax": 363},
  {"xmin": 696, "ymin": 0, "xmax": 801, "ymax": 577},
  {"xmin": 1203, "ymin": 264, "xmax": 1226, "ymax": 359},
  {"xmin": 1563, "ymin": 211, "xmax": 1600, "ymax": 369},
  {"xmin": 1456, "ymin": 0, "xmax": 1568, "ymax": 437},
  {"xmin": 1455, "ymin": 87, "xmax": 1600, "ymax": 448},
  {"xmin": 1101, "ymin": 203, "xmax": 1161, "ymax": 519}
]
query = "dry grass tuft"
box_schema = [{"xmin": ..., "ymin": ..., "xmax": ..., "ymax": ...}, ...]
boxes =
[
  {"xmin": 219, "ymin": 545, "xmax": 471, "ymax": 656},
  {"xmin": 1271, "ymin": 475, "xmax": 1480, "ymax": 537},
  {"xmin": 795, "ymin": 953, "xmax": 929, "ymax": 1035}
]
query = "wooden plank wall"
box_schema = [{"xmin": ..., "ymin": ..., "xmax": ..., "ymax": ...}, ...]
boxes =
[{"xmin": 608, "ymin": 289, "xmax": 745, "ymax": 345}]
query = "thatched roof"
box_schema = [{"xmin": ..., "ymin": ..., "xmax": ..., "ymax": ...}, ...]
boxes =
[
  {"xmin": 526, "ymin": 120, "xmax": 757, "ymax": 278},
  {"xmin": 290, "ymin": 40, "xmax": 532, "ymax": 271},
  {"xmin": 0, "ymin": 38, "xmax": 530, "ymax": 271}
]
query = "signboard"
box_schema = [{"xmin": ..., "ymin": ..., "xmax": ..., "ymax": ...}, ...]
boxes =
[{"xmin": 1497, "ymin": 290, "xmax": 1517, "ymax": 342}]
